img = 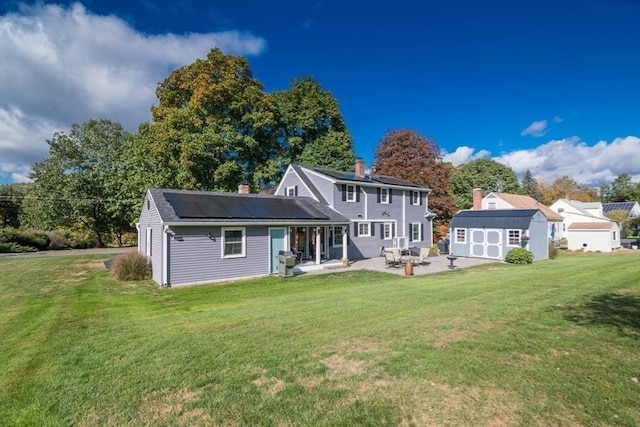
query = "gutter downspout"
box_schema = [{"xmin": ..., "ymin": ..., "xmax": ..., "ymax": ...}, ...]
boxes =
[{"xmin": 162, "ymin": 224, "xmax": 170, "ymax": 287}]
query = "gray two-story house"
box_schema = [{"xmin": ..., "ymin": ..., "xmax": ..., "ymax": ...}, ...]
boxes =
[
  {"xmin": 274, "ymin": 160, "xmax": 434, "ymax": 260},
  {"xmin": 138, "ymin": 160, "xmax": 434, "ymax": 287}
]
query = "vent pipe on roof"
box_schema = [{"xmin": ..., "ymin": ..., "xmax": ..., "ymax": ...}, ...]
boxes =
[
  {"xmin": 473, "ymin": 188, "xmax": 482, "ymax": 210},
  {"xmin": 355, "ymin": 158, "xmax": 365, "ymax": 178}
]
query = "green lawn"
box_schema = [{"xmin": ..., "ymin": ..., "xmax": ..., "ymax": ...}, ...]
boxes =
[{"xmin": 1, "ymin": 251, "xmax": 639, "ymax": 426}]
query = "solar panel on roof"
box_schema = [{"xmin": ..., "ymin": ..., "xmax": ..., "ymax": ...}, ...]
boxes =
[{"xmin": 164, "ymin": 192, "xmax": 329, "ymax": 220}]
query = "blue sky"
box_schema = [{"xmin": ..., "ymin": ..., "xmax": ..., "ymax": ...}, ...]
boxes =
[{"xmin": 1, "ymin": 0, "xmax": 639, "ymax": 186}]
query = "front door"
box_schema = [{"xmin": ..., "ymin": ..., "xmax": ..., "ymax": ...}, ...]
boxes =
[{"xmin": 269, "ymin": 228, "xmax": 286, "ymax": 273}]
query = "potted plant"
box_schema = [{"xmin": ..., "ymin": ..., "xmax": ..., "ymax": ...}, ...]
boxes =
[{"xmin": 520, "ymin": 234, "xmax": 530, "ymax": 247}]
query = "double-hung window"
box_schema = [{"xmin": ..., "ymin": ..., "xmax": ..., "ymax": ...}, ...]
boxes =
[
  {"xmin": 286, "ymin": 186, "xmax": 297, "ymax": 197},
  {"xmin": 222, "ymin": 227, "xmax": 245, "ymax": 258},
  {"xmin": 411, "ymin": 191, "xmax": 420, "ymax": 205},
  {"xmin": 358, "ymin": 222, "xmax": 370, "ymax": 237},
  {"xmin": 380, "ymin": 187, "xmax": 389, "ymax": 204},
  {"xmin": 410, "ymin": 223, "xmax": 421, "ymax": 242},
  {"xmin": 346, "ymin": 184, "xmax": 356, "ymax": 202},
  {"xmin": 332, "ymin": 226, "xmax": 344, "ymax": 246},
  {"xmin": 455, "ymin": 228, "xmax": 466, "ymax": 244},
  {"xmin": 383, "ymin": 222, "xmax": 392, "ymax": 239}
]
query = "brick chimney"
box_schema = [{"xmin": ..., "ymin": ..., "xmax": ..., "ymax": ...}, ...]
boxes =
[
  {"xmin": 355, "ymin": 158, "xmax": 365, "ymax": 178},
  {"xmin": 238, "ymin": 182, "xmax": 250, "ymax": 194},
  {"xmin": 472, "ymin": 188, "xmax": 483, "ymax": 209}
]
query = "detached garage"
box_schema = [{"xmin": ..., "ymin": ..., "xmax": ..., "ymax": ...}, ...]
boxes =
[
  {"xmin": 567, "ymin": 222, "xmax": 621, "ymax": 252},
  {"xmin": 449, "ymin": 209, "xmax": 549, "ymax": 261}
]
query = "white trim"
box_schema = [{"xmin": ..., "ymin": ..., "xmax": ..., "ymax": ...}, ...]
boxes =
[
  {"xmin": 145, "ymin": 227, "xmax": 152, "ymax": 256},
  {"xmin": 221, "ymin": 227, "xmax": 246, "ymax": 258},
  {"xmin": 274, "ymin": 165, "xmax": 319, "ymax": 202},
  {"xmin": 358, "ymin": 222, "xmax": 371, "ymax": 237},
  {"xmin": 346, "ymin": 184, "xmax": 356, "ymax": 202},
  {"xmin": 162, "ymin": 220, "xmax": 350, "ymax": 227},
  {"xmin": 162, "ymin": 225, "xmax": 169, "ymax": 287},
  {"xmin": 410, "ymin": 222, "xmax": 421, "ymax": 242},
  {"xmin": 268, "ymin": 227, "xmax": 287, "ymax": 274},
  {"xmin": 380, "ymin": 187, "xmax": 390, "ymax": 204},
  {"xmin": 383, "ymin": 222, "xmax": 393, "ymax": 239}
]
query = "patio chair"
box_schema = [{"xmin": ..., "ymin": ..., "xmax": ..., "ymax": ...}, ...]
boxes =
[
  {"xmin": 418, "ymin": 247, "xmax": 431, "ymax": 266},
  {"xmin": 384, "ymin": 249, "xmax": 401, "ymax": 268}
]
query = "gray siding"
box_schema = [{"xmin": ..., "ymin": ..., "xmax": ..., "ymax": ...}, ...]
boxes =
[
  {"xmin": 304, "ymin": 172, "xmax": 337, "ymax": 206},
  {"xmin": 167, "ymin": 226, "xmax": 270, "ymax": 286},
  {"xmin": 275, "ymin": 169, "xmax": 315, "ymax": 199},
  {"xmin": 138, "ymin": 193, "xmax": 164, "ymax": 285},
  {"xmin": 345, "ymin": 189, "xmax": 431, "ymax": 259}
]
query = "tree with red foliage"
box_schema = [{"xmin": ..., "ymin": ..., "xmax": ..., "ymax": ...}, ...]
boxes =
[{"xmin": 372, "ymin": 129, "xmax": 455, "ymax": 225}]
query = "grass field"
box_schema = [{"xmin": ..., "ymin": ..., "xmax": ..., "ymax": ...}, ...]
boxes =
[{"xmin": 1, "ymin": 251, "xmax": 639, "ymax": 426}]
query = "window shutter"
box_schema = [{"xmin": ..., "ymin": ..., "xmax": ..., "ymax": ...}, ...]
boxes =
[
  {"xmin": 409, "ymin": 192, "xmax": 413, "ymax": 205},
  {"xmin": 392, "ymin": 223, "xmax": 395, "ymax": 237},
  {"xmin": 389, "ymin": 189, "xmax": 393, "ymax": 203},
  {"xmin": 342, "ymin": 185, "xmax": 347, "ymax": 201},
  {"xmin": 408, "ymin": 223, "xmax": 412, "ymax": 238},
  {"xmin": 421, "ymin": 223, "xmax": 424, "ymax": 241},
  {"xmin": 377, "ymin": 187, "xmax": 381, "ymax": 203},
  {"xmin": 419, "ymin": 192, "xmax": 422, "ymax": 205},
  {"xmin": 371, "ymin": 223, "xmax": 375, "ymax": 237},
  {"xmin": 380, "ymin": 224, "xmax": 384, "ymax": 239},
  {"xmin": 354, "ymin": 222, "xmax": 359, "ymax": 237},
  {"xmin": 356, "ymin": 186, "xmax": 361, "ymax": 202},
  {"xmin": 294, "ymin": 186, "xmax": 298, "ymax": 196}
]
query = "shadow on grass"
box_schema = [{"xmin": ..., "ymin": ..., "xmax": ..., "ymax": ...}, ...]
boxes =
[{"xmin": 563, "ymin": 293, "xmax": 640, "ymax": 339}]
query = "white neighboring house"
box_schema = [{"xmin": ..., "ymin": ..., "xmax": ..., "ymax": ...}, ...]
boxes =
[
  {"xmin": 480, "ymin": 191, "xmax": 564, "ymax": 241},
  {"xmin": 549, "ymin": 199, "xmax": 621, "ymax": 252}
]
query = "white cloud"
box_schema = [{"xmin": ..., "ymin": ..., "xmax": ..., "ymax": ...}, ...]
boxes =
[
  {"xmin": 552, "ymin": 116, "xmax": 563, "ymax": 123},
  {"xmin": 520, "ymin": 120, "xmax": 548, "ymax": 137},
  {"xmin": 0, "ymin": 2, "xmax": 266, "ymax": 183},
  {"xmin": 494, "ymin": 135, "xmax": 640, "ymax": 185},
  {"xmin": 442, "ymin": 146, "xmax": 491, "ymax": 166}
]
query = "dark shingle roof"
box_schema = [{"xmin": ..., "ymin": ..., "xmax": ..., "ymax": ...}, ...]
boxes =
[
  {"xmin": 148, "ymin": 188, "xmax": 350, "ymax": 224},
  {"xmin": 290, "ymin": 164, "xmax": 328, "ymax": 205},
  {"xmin": 306, "ymin": 166, "xmax": 429, "ymax": 190},
  {"xmin": 450, "ymin": 209, "xmax": 539, "ymax": 229}
]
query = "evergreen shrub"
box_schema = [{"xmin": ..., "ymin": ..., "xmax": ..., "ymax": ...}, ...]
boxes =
[{"xmin": 505, "ymin": 247, "xmax": 534, "ymax": 264}]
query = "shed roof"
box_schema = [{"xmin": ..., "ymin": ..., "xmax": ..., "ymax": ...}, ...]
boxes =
[
  {"xmin": 450, "ymin": 209, "xmax": 539, "ymax": 229},
  {"xmin": 147, "ymin": 188, "xmax": 350, "ymax": 225}
]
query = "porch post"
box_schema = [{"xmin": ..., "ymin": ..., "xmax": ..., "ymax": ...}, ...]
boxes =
[
  {"xmin": 342, "ymin": 226, "xmax": 348, "ymax": 261},
  {"xmin": 315, "ymin": 227, "xmax": 321, "ymax": 265}
]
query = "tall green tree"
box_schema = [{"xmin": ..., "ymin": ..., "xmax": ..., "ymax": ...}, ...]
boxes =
[
  {"xmin": 23, "ymin": 119, "xmax": 130, "ymax": 246},
  {"xmin": 609, "ymin": 172, "xmax": 640, "ymax": 202},
  {"xmin": 148, "ymin": 48, "xmax": 280, "ymax": 192},
  {"xmin": 521, "ymin": 170, "xmax": 543, "ymax": 201},
  {"xmin": 0, "ymin": 184, "xmax": 30, "ymax": 228},
  {"xmin": 449, "ymin": 158, "xmax": 520, "ymax": 209},
  {"xmin": 372, "ymin": 129, "xmax": 455, "ymax": 222},
  {"xmin": 270, "ymin": 76, "xmax": 355, "ymax": 171}
]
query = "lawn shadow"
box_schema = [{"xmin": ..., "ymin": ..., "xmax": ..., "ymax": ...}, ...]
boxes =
[{"xmin": 563, "ymin": 293, "xmax": 640, "ymax": 339}]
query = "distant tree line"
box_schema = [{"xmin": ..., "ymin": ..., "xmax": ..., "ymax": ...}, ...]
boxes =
[{"xmin": 1, "ymin": 48, "xmax": 638, "ymax": 248}]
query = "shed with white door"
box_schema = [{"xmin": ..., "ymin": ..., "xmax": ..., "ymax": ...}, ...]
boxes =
[{"xmin": 448, "ymin": 209, "xmax": 549, "ymax": 261}]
